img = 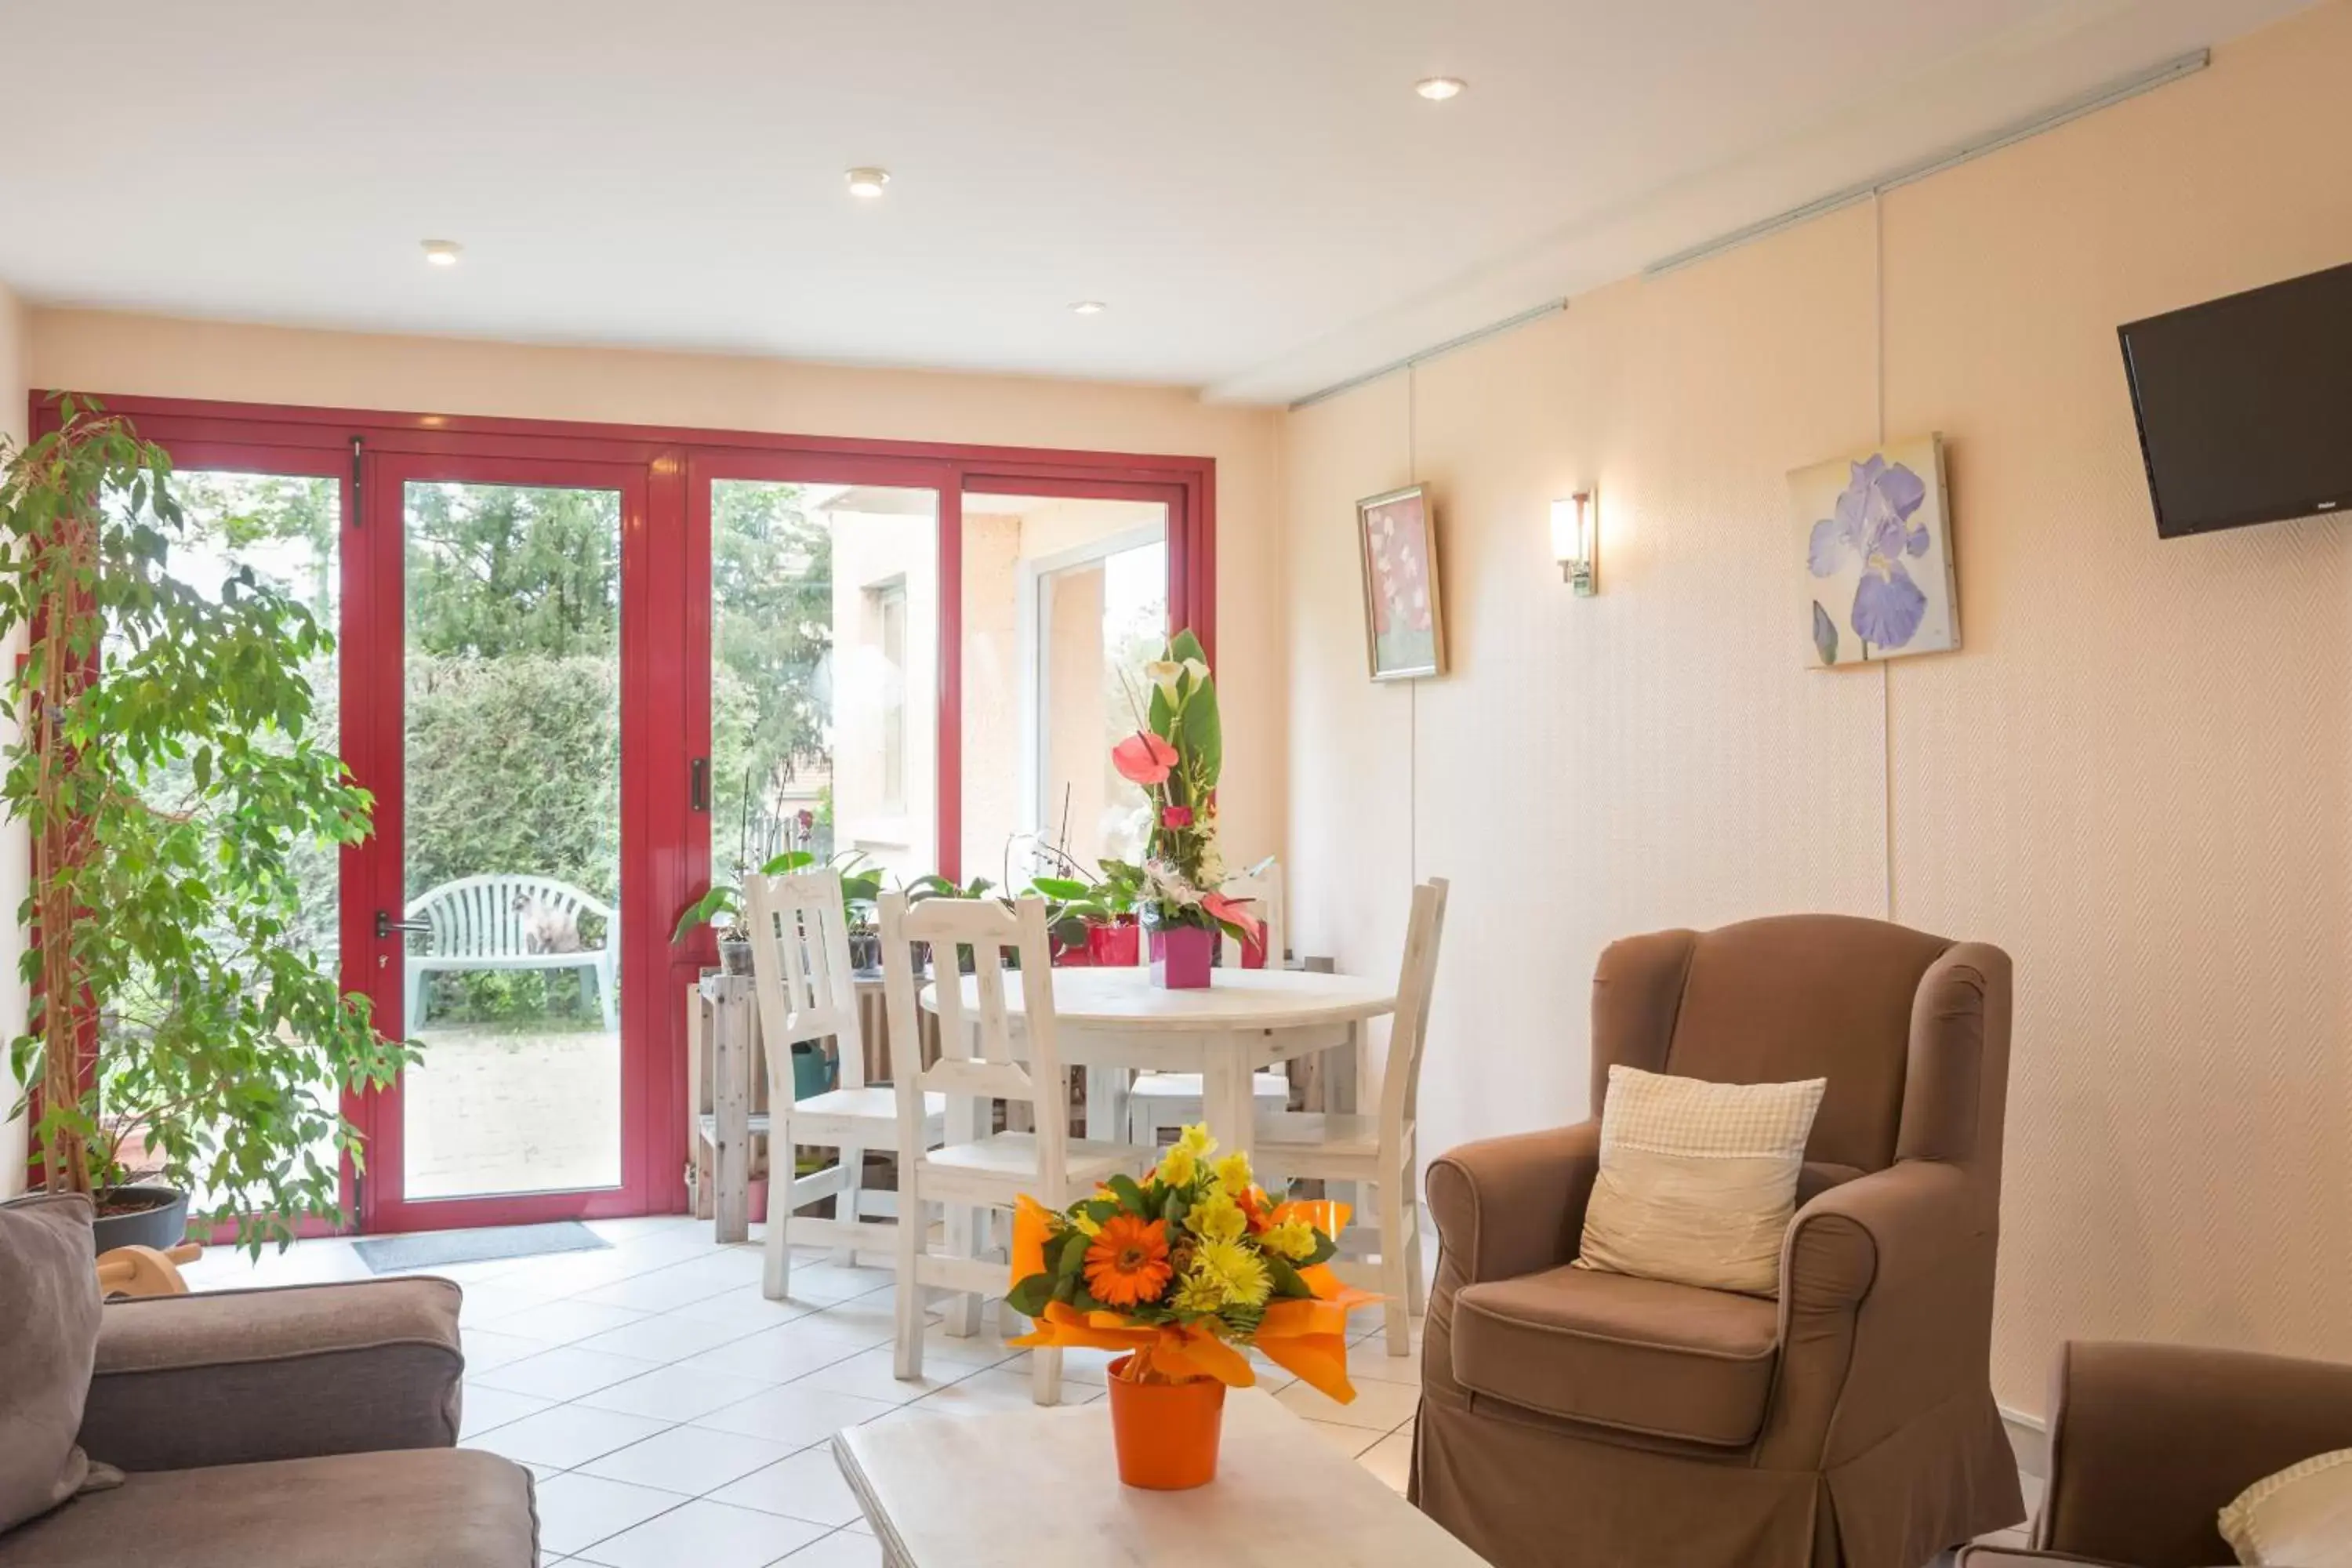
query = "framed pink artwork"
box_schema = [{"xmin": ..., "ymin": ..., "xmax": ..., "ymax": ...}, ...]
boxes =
[{"xmin": 1356, "ymin": 484, "xmax": 1446, "ymax": 681}]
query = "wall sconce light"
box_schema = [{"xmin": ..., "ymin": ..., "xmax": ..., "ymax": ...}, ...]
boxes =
[{"xmin": 1552, "ymin": 490, "xmax": 1597, "ymax": 596}]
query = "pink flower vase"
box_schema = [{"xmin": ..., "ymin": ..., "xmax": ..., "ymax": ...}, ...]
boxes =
[{"xmin": 1149, "ymin": 924, "xmax": 1214, "ymax": 989}]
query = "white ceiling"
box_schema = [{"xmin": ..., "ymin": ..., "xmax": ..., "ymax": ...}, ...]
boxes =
[{"xmin": 0, "ymin": 0, "xmax": 2310, "ymax": 404}]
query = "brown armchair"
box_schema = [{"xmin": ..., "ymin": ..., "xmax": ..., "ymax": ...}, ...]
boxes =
[
  {"xmin": 1418, "ymin": 914, "xmax": 2024, "ymax": 1568},
  {"xmin": 2, "ymin": 1273, "xmax": 538, "ymax": 1568},
  {"xmin": 1962, "ymin": 1341, "xmax": 2352, "ymax": 1568}
]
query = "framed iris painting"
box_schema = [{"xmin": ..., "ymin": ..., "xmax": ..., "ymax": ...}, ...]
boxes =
[
  {"xmin": 1793, "ymin": 434, "xmax": 1959, "ymax": 668},
  {"xmin": 1357, "ymin": 484, "xmax": 1446, "ymax": 681}
]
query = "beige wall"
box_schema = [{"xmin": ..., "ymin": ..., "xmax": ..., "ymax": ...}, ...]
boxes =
[
  {"xmin": 1282, "ymin": 0, "xmax": 2352, "ymax": 1419},
  {"xmin": 25, "ymin": 310, "xmax": 1288, "ymax": 873},
  {"xmin": 0, "ymin": 281, "xmax": 24, "ymax": 1196}
]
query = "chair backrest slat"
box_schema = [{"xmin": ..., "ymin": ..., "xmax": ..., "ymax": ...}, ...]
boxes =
[
  {"xmin": 1379, "ymin": 877, "xmax": 1450, "ymax": 1139},
  {"xmin": 879, "ymin": 893, "xmax": 1065, "ymax": 1189},
  {"xmin": 745, "ymin": 869, "xmax": 869, "ymax": 1103}
]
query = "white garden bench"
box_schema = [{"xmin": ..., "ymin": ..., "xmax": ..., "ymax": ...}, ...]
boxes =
[{"xmin": 403, "ymin": 873, "xmax": 618, "ymax": 1032}]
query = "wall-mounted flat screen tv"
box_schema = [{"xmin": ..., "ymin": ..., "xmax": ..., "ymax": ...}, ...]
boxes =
[{"xmin": 2118, "ymin": 260, "xmax": 2352, "ymax": 539}]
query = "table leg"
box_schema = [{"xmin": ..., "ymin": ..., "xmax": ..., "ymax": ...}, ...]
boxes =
[
  {"xmin": 1204, "ymin": 1036, "xmax": 1254, "ymax": 1164},
  {"xmin": 713, "ymin": 982, "xmax": 753, "ymax": 1246},
  {"xmin": 1084, "ymin": 1064, "xmax": 1128, "ymax": 1144}
]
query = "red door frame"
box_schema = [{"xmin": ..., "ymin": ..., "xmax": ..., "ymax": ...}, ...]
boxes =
[
  {"xmin": 355, "ymin": 450, "xmax": 658, "ymax": 1232},
  {"xmin": 31, "ymin": 390, "xmax": 1216, "ymax": 1226}
]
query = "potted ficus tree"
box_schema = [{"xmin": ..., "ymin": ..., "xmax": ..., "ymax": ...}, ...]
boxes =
[{"xmin": 2, "ymin": 397, "xmax": 415, "ymax": 1253}]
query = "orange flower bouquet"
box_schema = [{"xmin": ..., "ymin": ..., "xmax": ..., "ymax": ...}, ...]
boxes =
[{"xmin": 1004, "ymin": 1123, "xmax": 1379, "ymax": 1489}]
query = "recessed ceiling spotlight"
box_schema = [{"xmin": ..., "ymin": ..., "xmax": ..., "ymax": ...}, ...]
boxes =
[
  {"xmin": 1414, "ymin": 76, "xmax": 1466, "ymax": 101},
  {"xmin": 845, "ymin": 166, "xmax": 891, "ymax": 199},
  {"xmin": 420, "ymin": 239, "xmax": 463, "ymax": 266},
  {"xmin": 1070, "ymin": 300, "xmax": 1107, "ymax": 315}
]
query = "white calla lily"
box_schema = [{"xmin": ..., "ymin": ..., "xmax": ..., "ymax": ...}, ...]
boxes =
[{"xmin": 1144, "ymin": 659, "xmax": 1185, "ymax": 703}]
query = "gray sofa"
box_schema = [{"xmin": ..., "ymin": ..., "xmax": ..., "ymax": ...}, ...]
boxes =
[{"xmin": 2, "ymin": 1208, "xmax": 536, "ymax": 1567}]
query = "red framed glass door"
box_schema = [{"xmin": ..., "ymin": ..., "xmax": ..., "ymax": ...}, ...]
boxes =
[
  {"xmin": 679, "ymin": 452, "xmax": 956, "ymax": 981},
  {"xmin": 350, "ymin": 450, "xmax": 659, "ymax": 1230},
  {"xmin": 37, "ymin": 388, "xmax": 1214, "ymax": 1230}
]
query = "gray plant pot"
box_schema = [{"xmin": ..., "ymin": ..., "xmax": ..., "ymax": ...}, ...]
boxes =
[
  {"xmin": 92, "ymin": 1184, "xmax": 189, "ymax": 1254},
  {"xmin": 719, "ymin": 938, "xmax": 756, "ymax": 977}
]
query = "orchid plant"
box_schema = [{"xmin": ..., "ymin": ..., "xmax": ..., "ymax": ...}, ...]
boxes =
[{"xmin": 1107, "ymin": 630, "xmax": 1263, "ymax": 952}]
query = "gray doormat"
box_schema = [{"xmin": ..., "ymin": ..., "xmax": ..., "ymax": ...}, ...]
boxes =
[{"xmin": 353, "ymin": 1221, "xmax": 610, "ymax": 1274}]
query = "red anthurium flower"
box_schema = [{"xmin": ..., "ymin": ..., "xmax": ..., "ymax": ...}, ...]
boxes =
[
  {"xmin": 1112, "ymin": 731, "xmax": 1178, "ymax": 786},
  {"xmin": 1201, "ymin": 892, "xmax": 1267, "ymax": 958},
  {"xmin": 1161, "ymin": 805, "xmax": 1194, "ymax": 828}
]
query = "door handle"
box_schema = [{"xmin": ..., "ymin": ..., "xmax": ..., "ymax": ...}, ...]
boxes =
[
  {"xmin": 376, "ymin": 911, "xmax": 432, "ymax": 939},
  {"xmin": 689, "ymin": 757, "xmax": 709, "ymax": 813}
]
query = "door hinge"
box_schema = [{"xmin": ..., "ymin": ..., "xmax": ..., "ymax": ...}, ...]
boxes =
[{"xmin": 350, "ymin": 435, "xmax": 365, "ymax": 527}]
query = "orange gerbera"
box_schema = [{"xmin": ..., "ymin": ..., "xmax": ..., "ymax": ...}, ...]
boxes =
[{"xmin": 1083, "ymin": 1214, "xmax": 1173, "ymax": 1306}]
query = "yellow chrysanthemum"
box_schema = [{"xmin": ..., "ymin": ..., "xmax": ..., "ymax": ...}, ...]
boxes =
[
  {"xmin": 1192, "ymin": 1237, "xmax": 1272, "ymax": 1308},
  {"xmin": 1156, "ymin": 1143, "xmax": 1197, "ymax": 1189},
  {"xmin": 1260, "ymin": 1216, "xmax": 1317, "ymax": 1261},
  {"xmin": 1211, "ymin": 1152, "xmax": 1254, "ymax": 1198},
  {"xmin": 1175, "ymin": 1123, "xmax": 1218, "ymax": 1160},
  {"xmin": 1185, "ymin": 1191, "xmax": 1248, "ymax": 1244},
  {"xmin": 1171, "ymin": 1269, "xmax": 1229, "ymax": 1316}
]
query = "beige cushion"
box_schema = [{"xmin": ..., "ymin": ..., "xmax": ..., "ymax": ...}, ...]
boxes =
[
  {"xmin": 1453, "ymin": 1264, "xmax": 1779, "ymax": 1446},
  {"xmin": 0, "ymin": 1194, "xmax": 100, "ymax": 1533},
  {"xmin": 1573, "ymin": 1065, "xmax": 1826, "ymax": 1297},
  {"xmin": 2220, "ymin": 1447, "xmax": 2352, "ymax": 1566}
]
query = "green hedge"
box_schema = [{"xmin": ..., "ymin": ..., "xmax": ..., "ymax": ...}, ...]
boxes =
[{"xmin": 404, "ymin": 653, "xmax": 619, "ymax": 1025}]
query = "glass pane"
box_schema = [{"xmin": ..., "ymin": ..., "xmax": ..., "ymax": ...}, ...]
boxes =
[
  {"xmin": 400, "ymin": 481, "xmax": 622, "ymax": 1200},
  {"xmin": 960, "ymin": 495, "xmax": 1167, "ymax": 887},
  {"xmin": 711, "ymin": 481, "xmax": 938, "ymax": 893},
  {"xmin": 113, "ymin": 473, "xmax": 343, "ymax": 1210}
]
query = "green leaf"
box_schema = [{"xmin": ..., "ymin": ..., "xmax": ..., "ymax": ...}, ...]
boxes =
[
  {"xmin": 1264, "ymin": 1254, "xmax": 1312, "ymax": 1299},
  {"xmin": 1812, "ymin": 599, "xmax": 1839, "ymax": 666},
  {"xmin": 1005, "ymin": 1272, "xmax": 1054, "ymax": 1318},
  {"xmin": 1173, "ymin": 675, "xmax": 1220, "ymax": 796},
  {"xmin": 1106, "ymin": 1174, "xmax": 1150, "ymax": 1215}
]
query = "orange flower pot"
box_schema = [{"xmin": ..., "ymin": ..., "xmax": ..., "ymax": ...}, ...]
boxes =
[{"xmin": 1105, "ymin": 1352, "xmax": 1227, "ymax": 1490}]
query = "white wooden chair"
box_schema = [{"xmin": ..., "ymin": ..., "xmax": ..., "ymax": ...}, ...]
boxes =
[
  {"xmin": 1251, "ymin": 876, "xmax": 1448, "ymax": 1356},
  {"xmin": 405, "ymin": 873, "xmax": 617, "ymax": 1029},
  {"xmin": 1125, "ymin": 862, "xmax": 1291, "ymax": 1145},
  {"xmin": 881, "ymin": 891, "xmax": 1157, "ymax": 1405},
  {"xmin": 746, "ymin": 868, "xmax": 945, "ymax": 1301}
]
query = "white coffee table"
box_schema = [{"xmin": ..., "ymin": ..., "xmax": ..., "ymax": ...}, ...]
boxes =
[{"xmin": 831, "ymin": 1389, "xmax": 1490, "ymax": 1567}]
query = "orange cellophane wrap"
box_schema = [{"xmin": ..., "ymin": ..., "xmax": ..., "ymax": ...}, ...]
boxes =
[{"xmin": 1005, "ymin": 1193, "xmax": 1380, "ymax": 1402}]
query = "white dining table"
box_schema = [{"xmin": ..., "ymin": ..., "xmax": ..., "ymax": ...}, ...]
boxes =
[{"xmin": 920, "ymin": 966, "xmax": 1396, "ymax": 1160}]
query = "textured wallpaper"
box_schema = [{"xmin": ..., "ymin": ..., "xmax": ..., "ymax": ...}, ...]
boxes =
[{"xmin": 1282, "ymin": 0, "xmax": 2352, "ymax": 1415}]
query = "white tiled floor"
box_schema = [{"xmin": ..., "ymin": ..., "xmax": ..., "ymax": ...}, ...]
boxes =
[{"xmin": 183, "ymin": 1215, "xmax": 1424, "ymax": 1566}]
